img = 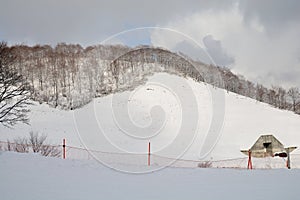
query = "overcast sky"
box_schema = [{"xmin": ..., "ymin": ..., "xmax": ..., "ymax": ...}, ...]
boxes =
[{"xmin": 1, "ymin": 0, "xmax": 300, "ymax": 88}]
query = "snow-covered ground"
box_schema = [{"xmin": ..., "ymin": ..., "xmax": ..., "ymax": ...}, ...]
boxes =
[
  {"xmin": 0, "ymin": 152, "xmax": 299, "ymax": 200},
  {"xmin": 1, "ymin": 72, "xmax": 300, "ymax": 199},
  {"xmin": 1, "ymin": 73, "xmax": 300, "ymax": 170}
]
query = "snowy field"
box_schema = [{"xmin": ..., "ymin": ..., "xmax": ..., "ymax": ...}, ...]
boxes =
[
  {"xmin": 0, "ymin": 152, "xmax": 299, "ymax": 200},
  {"xmin": 1, "ymin": 73, "xmax": 300, "ymax": 170},
  {"xmin": 1, "ymin": 72, "xmax": 300, "ymax": 199}
]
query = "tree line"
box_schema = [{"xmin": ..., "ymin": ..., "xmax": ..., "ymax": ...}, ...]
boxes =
[{"xmin": 2, "ymin": 42, "xmax": 300, "ymax": 116}]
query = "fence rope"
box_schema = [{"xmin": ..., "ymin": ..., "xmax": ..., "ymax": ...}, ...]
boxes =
[{"xmin": 1, "ymin": 140, "xmax": 299, "ymax": 169}]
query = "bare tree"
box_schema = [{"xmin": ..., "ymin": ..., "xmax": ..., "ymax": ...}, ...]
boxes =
[
  {"xmin": 13, "ymin": 137, "xmax": 30, "ymax": 153},
  {"xmin": 256, "ymin": 84, "xmax": 265, "ymax": 102},
  {"xmin": 288, "ymin": 87, "xmax": 300, "ymax": 112},
  {"xmin": 0, "ymin": 41, "xmax": 31, "ymax": 127},
  {"xmin": 28, "ymin": 132, "xmax": 60, "ymax": 157},
  {"xmin": 28, "ymin": 131, "xmax": 47, "ymax": 153},
  {"xmin": 40, "ymin": 144, "xmax": 60, "ymax": 157},
  {"xmin": 4, "ymin": 132, "xmax": 60, "ymax": 157}
]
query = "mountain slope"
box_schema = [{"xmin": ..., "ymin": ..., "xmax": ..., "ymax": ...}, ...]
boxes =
[{"xmin": 1, "ymin": 73, "xmax": 300, "ymax": 169}]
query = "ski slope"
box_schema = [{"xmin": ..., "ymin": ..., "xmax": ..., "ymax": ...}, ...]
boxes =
[
  {"xmin": 0, "ymin": 152, "xmax": 299, "ymax": 200},
  {"xmin": 1, "ymin": 73, "xmax": 300, "ymax": 169}
]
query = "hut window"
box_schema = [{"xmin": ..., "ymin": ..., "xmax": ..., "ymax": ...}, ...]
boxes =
[{"xmin": 263, "ymin": 142, "xmax": 271, "ymax": 149}]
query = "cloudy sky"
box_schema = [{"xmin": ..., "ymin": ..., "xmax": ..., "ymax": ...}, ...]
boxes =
[{"xmin": 1, "ymin": 0, "xmax": 300, "ymax": 88}]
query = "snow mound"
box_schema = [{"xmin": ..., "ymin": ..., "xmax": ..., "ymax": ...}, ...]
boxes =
[{"xmin": 1, "ymin": 73, "xmax": 300, "ymax": 169}]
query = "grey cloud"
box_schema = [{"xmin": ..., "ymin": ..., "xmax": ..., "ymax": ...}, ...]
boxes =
[
  {"xmin": 273, "ymin": 71, "xmax": 300, "ymax": 88},
  {"xmin": 203, "ymin": 35, "xmax": 234, "ymax": 67},
  {"xmin": 172, "ymin": 40, "xmax": 211, "ymax": 64},
  {"xmin": 0, "ymin": 0, "xmax": 237, "ymax": 46},
  {"xmin": 238, "ymin": 0, "xmax": 300, "ymax": 34},
  {"xmin": 1, "ymin": 0, "xmax": 299, "ymax": 46}
]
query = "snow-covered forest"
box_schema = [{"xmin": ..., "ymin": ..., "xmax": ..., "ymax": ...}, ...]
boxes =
[{"xmin": 7, "ymin": 43, "xmax": 300, "ymax": 113}]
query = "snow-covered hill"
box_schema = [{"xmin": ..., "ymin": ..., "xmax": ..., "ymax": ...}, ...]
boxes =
[{"xmin": 1, "ymin": 73, "xmax": 300, "ymax": 170}]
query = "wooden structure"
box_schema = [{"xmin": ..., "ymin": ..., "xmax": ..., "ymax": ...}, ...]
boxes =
[{"xmin": 241, "ymin": 134, "xmax": 297, "ymax": 169}]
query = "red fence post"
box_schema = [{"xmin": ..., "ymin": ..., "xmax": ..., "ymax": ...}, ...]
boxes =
[
  {"xmin": 148, "ymin": 142, "xmax": 151, "ymax": 166},
  {"xmin": 247, "ymin": 149, "xmax": 252, "ymax": 170},
  {"xmin": 63, "ymin": 139, "xmax": 66, "ymax": 159},
  {"xmin": 286, "ymin": 148, "xmax": 291, "ymax": 169}
]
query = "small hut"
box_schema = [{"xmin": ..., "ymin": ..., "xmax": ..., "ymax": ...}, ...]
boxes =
[
  {"xmin": 241, "ymin": 134, "xmax": 297, "ymax": 169},
  {"xmin": 241, "ymin": 134, "xmax": 296, "ymax": 158}
]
